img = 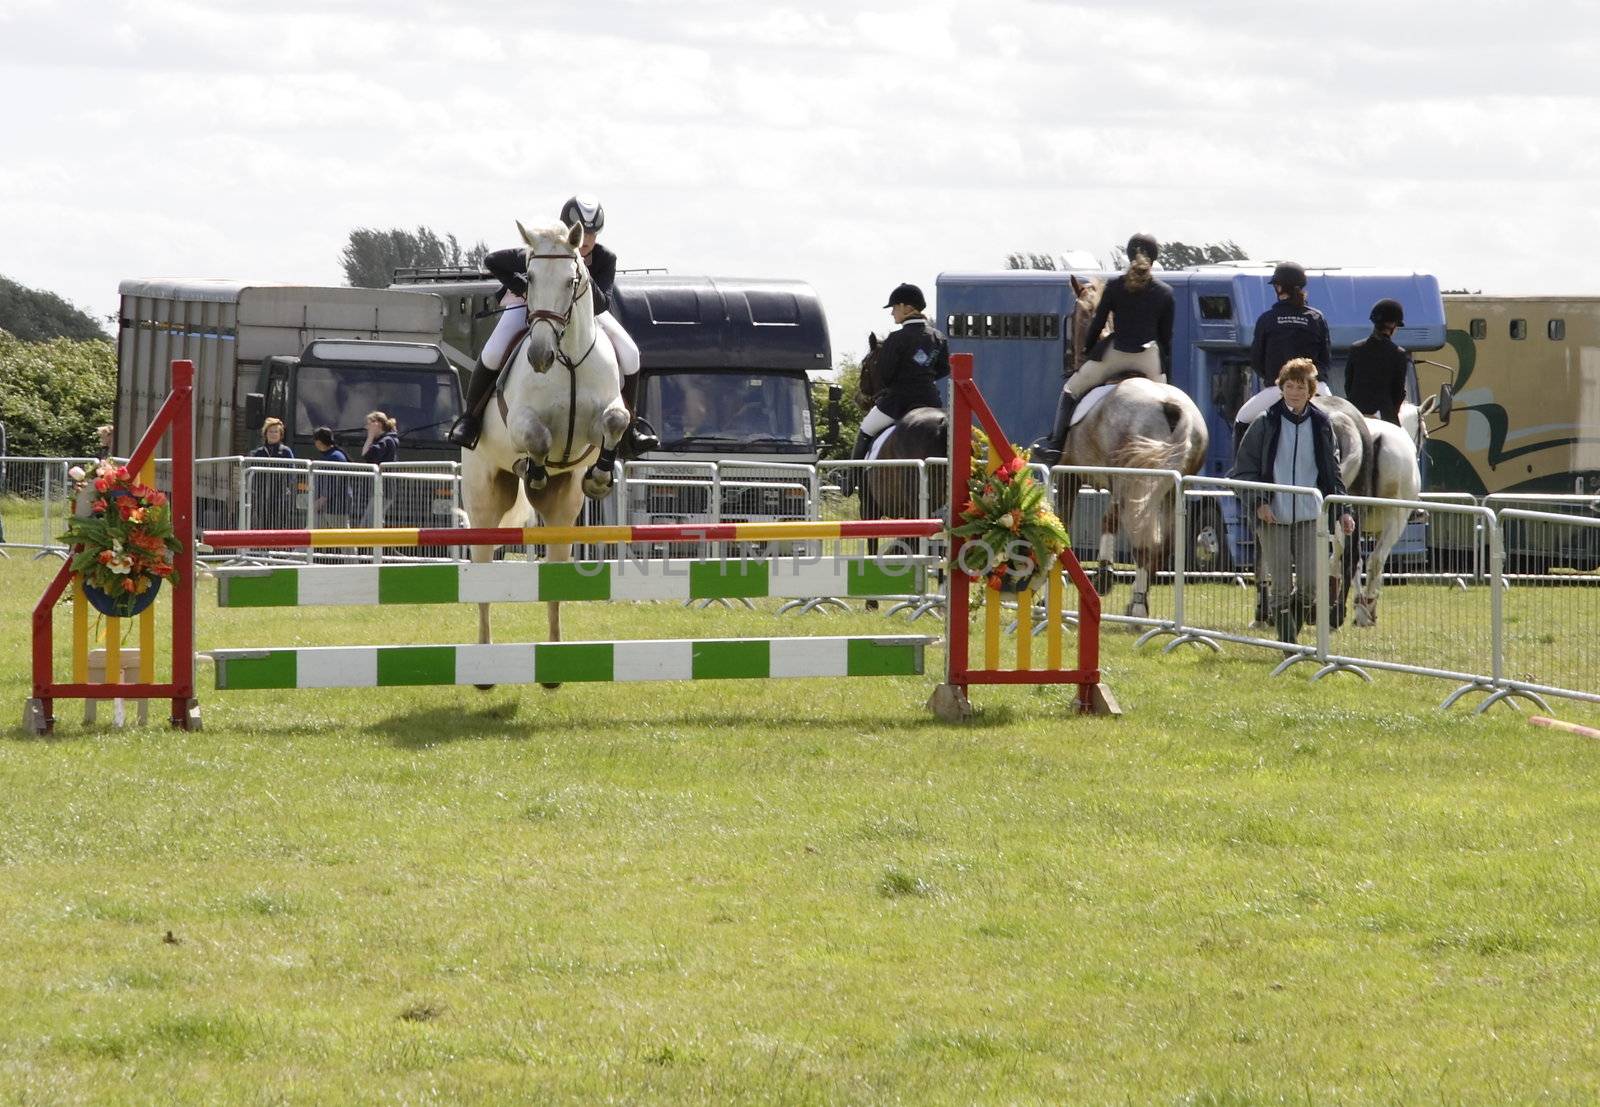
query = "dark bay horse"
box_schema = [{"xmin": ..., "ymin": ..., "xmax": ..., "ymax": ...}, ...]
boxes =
[
  {"xmin": 854, "ymin": 333, "xmax": 949, "ymax": 526},
  {"xmin": 853, "ymin": 334, "xmax": 949, "ymax": 609}
]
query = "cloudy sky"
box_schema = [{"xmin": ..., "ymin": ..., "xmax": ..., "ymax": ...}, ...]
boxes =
[{"xmin": 3, "ymin": 0, "xmax": 1598, "ymax": 361}]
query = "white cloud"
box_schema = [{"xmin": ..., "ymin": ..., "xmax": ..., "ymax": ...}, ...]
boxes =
[{"xmin": 3, "ymin": 0, "xmax": 1600, "ymax": 357}]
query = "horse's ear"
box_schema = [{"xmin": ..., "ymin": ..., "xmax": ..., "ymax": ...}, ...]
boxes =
[
  {"xmin": 868, "ymin": 333, "xmax": 879, "ymax": 351},
  {"xmin": 1070, "ymin": 274, "xmax": 1084, "ymax": 296},
  {"xmin": 566, "ymin": 221, "xmax": 584, "ymax": 250},
  {"xmin": 516, "ymin": 220, "xmax": 537, "ymax": 247}
]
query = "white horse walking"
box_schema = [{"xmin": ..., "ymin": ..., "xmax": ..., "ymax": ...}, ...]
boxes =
[
  {"xmin": 1057, "ymin": 276, "xmax": 1209, "ymax": 619},
  {"xmin": 462, "ymin": 220, "xmax": 630, "ymax": 663}
]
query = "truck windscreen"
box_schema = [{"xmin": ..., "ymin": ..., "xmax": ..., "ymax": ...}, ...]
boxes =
[
  {"xmin": 294, "ymin": 365, "xmax": 462, "ymax": 444},
  {"xmin": 645, "ymin": 371, "xmax": 813, "ymax": 452}
]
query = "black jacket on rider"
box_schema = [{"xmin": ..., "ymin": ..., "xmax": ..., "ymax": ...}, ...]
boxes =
[
  {"xmin": 1344, "ymin": 330, "xmax": 1408, "ymax": 424},
  {"xmin": 1250, "ymin": 301, "xmax": 1331, "ymax": 385},
  {"xmin": 1081, "ymin": 274, "xmax": 1175, "ymax": 364},
  {"xmin": 873, "ymin": 316, "xmax": 949, "ymax": 419},
  {"xmin": 484, "ymin": 243, "xmax": 618, "ymax": 315}
]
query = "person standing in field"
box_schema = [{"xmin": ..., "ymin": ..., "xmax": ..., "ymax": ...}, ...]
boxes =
[{"xmin": 1230, "ymin": 357, "xmax": 1356, "ymax": 643}]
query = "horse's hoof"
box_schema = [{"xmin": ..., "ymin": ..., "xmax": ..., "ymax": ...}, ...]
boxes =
[
  {"xmin": 474, "ymin": 683, "xmax": 496, "ymax": 692},
  {"xmin": 582, "ymin": 468, "xmax": 615, "ymax": 499},
  {"xmin": 1125, "ymin": 603, "xmax": 1148, "ymax": 619},
  {"xmin": 514, "ymin": 457, "xmax": 549, "ymax": 494},
  {"xmin": 540, "ymin": 681, "xmax": 562, "ymax": 692},
  {"xmin": 864, "ymin": 598, "xmax": 880, "ymax": 614}
]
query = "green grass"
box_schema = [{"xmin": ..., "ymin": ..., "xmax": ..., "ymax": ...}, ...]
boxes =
[{"xmin": 4, "ymin": 555, "xmax": 1600, "ymax": 1103}]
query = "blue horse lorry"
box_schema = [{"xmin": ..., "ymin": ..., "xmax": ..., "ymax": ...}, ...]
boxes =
[{"xmin": 936, "ymin": 266, "xmax": 1451, "ymax": 567}]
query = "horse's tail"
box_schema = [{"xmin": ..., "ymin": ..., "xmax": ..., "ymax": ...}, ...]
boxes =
[{"xmin": 1111, "ymin": 434, "xmax": 1187, "ymax": 548}]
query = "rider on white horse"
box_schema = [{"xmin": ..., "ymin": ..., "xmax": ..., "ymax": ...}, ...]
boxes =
[
  {"xmin": 1232, "ymin": 261, "xmax": 1333, "ymax": 449},
  {"xmin": 1034, "ymin": 232, "xmax": 1173, "ymax": 466},
  {"xmin": 447, "ymin": 196, "xmax": 657, "ymax": 454},
  {"xmin": 847, "ymin": 282, "xmax": 950, "ymax": 464},
  {"xmin": 1345, "ymin": 298, "xmax": 1409, "ymax": 425}
]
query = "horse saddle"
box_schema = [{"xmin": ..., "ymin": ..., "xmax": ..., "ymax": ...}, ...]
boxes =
[{"xmin": 1068, "ymin": 379, "xmax": 1127, "ymax": 429}]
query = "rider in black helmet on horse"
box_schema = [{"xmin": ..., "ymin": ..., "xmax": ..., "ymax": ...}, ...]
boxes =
[
  {"xmin": 447, "ymin": 195, "xmax": 658, "ymax": 455},
  {"xmin": 1344, "ymin": 298, "xmax": 1409, "ymax": 425},
  {"xmin": 1231, "ymin": 261, "xmax": 1332, "ymax": 449},
  {"xmin": 1034, "ymin": 232, "xmax": 1174, "ymax": 466},
  {"xmin": 846, "ymin": 282, "xmax": 950, "ymax": 472}
]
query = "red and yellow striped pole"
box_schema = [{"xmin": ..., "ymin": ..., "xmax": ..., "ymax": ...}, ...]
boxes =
[{"xmin": 200, "ymin": 518, "xmax": 944, "ymax": 551}]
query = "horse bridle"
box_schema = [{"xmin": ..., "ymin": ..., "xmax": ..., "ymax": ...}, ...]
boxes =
[{"xmin": 523, "ymin": 250, "xmax": 597, "ymax": 373}]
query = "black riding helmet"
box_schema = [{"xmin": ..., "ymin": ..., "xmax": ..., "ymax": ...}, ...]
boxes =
[
  {"xmin": 1270, "ymin": 261, "xmax": 1308, "ymax": 289},
  {"xmin": 1126, "ymin": 232, "xmax": 1160, "ymax": 263},
  {"xmin": 560, "ymin": 195, "xmax": 605, "ymax": 233},
  {"xmin": 1369, "ymin": 298, "xmax": 1405, "ymax": 327}
]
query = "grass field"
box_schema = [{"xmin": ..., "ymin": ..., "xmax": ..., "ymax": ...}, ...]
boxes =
[{"xmin": 5, "ymin": 553, "xmax": 1600, "ymax": 1104}]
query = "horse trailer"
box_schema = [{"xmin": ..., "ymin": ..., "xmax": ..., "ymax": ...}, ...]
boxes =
[
  {"xmin": 390, "ymin": 269, "xmax": 839, "ymax": 540},
  {"xmin": 936, "ymin": 266, "xmax": 1450, "ymax": 568}
]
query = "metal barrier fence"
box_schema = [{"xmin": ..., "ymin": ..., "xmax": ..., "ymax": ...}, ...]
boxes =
[
  {"xmin": 1495, "ymin": 509, "xmax": 1600, "ymax": 707},
  {"xmin": 1045, "ymin": 464, "xmax": 1184, "ymax": 639},
  {"xmin": 1320, "ymin": 495, "xmax": 1500, "ymax": 695},
  {"xmin": 8, "ymin": 450, "xmax": 1596, "ymax": 707}
]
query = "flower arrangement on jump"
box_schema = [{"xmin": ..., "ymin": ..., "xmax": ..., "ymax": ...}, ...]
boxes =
[
  {"xmin": 62, "ymin": 461, "xmax": 182, "ymax": 617},
  {"xmin": 949, "ymin": 445, "xmax": 1070, "ymax": 593}
]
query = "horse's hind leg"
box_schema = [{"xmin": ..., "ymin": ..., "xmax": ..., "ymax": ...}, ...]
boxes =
[
  {"xmin": 465, "ymin": 465, "xmax": 522, "ymax": 689},
  {"xmin": 532, "ymin": 473, "xmax": 587, "ymax": 690},
  {"xmin": 1128, "ymin": 547, "xmax": 1151, "ymax": 619},
  {"xmin": 1095, "ymin": 503, "xmax": 1118, "ymax": 597}
]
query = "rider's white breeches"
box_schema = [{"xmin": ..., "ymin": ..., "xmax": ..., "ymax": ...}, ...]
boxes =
[
  {"xmin": 1235, "ymin": 380, "xmax": 1329, "ymax": 426},
  {"xmin": 1067, "ymin": 345, "xmax": 1161, "ymax": 397},
  {"xmin": 598, "ymin": 311, "xmax": 640, "ymax": 382},
  {"xmin": 482, "ymin": 294, "xmax": 527, "ymax": 372},
  {"xmin": 483, "ymin": 294, "xmax": 639, "ymax": 384},
  {"xmin": 859, "ymin": 406, "xmax": 896, "ymax": 436}
]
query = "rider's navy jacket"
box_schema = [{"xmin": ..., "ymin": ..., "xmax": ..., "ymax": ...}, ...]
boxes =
[
  {"xmin": 1344, "ymin": 330, "xmax": 1408, "ymax": 424},
  {"xmin": 873, "ymin": 316, "xmax": 949, "ymax": 418},
  {"xmin": 1249, "ymin": 300, "xmax": 1332, "ymax": 385},
  {"xmin": 1082, "ymin": 274, "xmax": 1175, "ymax": 362},
  {"xmin": 485, "ymin": 243, "xmax": 618, "ymax": 315}
]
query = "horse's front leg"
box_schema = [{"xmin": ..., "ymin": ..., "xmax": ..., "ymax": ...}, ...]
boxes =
[
  {"xmin": 582, "ymin": 400, "xmax": 631, "ymax": 500},
  {"xmin": 508, "ymin": 410, "xmax": 554, "ymax": 495}
]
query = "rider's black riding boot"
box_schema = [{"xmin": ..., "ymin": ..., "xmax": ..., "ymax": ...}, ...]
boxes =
[
  {"xmin": 1232, "ymin": 420, "xmax": 1248, "ymax": 455},
  {"xmin": 618, "ymin": 374, "xmax": 658, "ymax": 457},
  {"xmin": 842, "ymin": 429, "xmax": 874, "ymax": 495},
  {"xmin": 1032, "ymin": 389, "xmax": 1077, "ymax": 467},
  {"xmin": 447, "ymin": 359, "xmax": 500, "ymax": 450}
]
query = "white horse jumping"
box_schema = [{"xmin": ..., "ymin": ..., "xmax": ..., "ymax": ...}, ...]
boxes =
[{"xmin": 462, "ymin": 220, "xmax": 630, "ymax": 661}]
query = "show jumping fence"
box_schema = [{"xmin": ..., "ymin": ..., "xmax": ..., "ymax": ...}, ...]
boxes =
[{"xmin": 25, "ymin": 354, "xmax": 1111, "ymax": 732}]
